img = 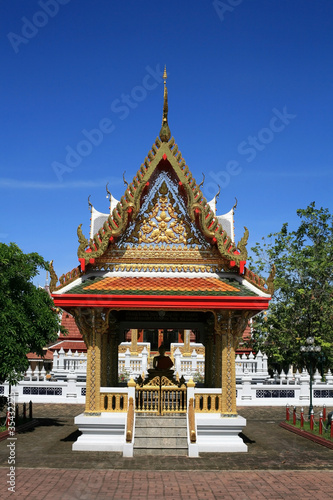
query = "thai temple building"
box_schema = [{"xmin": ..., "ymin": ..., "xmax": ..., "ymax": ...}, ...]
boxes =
[{"xmin": 50, "ymin": 69, "xmax": 274, "ymax": 456}]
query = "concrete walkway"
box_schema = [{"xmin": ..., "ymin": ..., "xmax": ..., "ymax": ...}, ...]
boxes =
[{"xmin": 0, "ymin": 405, "xmax": 332, "ymax": 499}]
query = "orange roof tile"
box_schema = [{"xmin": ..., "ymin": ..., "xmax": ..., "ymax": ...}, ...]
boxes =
[
  {"xmin": 27, "ymin": 350, "xmax": 54, "ymax": 360},
  {"xmin": 60, "ymin": 312, "xmax": 83, "ymax": 339},
  {"xmin": 84, "ymin": 276, "xmax": 239, "ymax": 293},
  {"xmin": 50, "ymin": 341, "xmax": 87, "ymax": 352}
]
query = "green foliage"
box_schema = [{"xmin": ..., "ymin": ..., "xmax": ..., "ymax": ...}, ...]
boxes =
[
  {"xmin": 248, "ymin": 203, "xmax": 333, "ymax": 372},
  {"xmin": 193, "ymin": 369, "xmax": 204, "ymax": 384},
  {"xmin": 0, "ymin": 243, "xmax": 61, "ymax": 384},
  {"xmin": 118, "ymin": 370, "xmax": 130, "ymax": 383}
]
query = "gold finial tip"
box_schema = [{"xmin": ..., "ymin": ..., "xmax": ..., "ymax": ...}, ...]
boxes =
[{"xmin": 163, "ymin": 65, "xmax": 167, "ymax": 81}]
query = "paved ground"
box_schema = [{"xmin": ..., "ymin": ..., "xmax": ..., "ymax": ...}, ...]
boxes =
[
  {"xmin": 0, "ymin": 469, "xmax": 332, "ymax": 499},
  {"xmin": 0, "ymin": 404, "xmax": 332, "ymax": 499}
]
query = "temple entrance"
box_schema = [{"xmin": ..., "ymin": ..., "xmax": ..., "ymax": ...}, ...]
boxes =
[{"xmin": 135, "ymin": 374, "xmax": 187, "ymax": 416}]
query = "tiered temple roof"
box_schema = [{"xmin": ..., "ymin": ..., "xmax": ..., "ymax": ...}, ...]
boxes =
[{"xmin": 51, "ymin": 68, "xmax": 274, "ymax": 305}]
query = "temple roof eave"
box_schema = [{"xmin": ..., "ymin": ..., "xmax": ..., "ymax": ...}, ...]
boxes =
[
  {"xmin": 52, "ymin": 292, "xmax": 270, "ymax": 311},
  {"xmin": 51, "ymin": 270, "xmax": 271, "ymax": 301}
]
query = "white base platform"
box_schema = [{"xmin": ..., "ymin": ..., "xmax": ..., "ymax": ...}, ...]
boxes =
[
  {"xmin": 73, "ymin": 412, "xmax": 127, "ymax": 452},
  {"xmin": 195, "ymin": 414, "xmax": 247, "ymax": 453},
  {"xmin": 72, "ymin": 412, "xmax": 247, "ymax": 456}
]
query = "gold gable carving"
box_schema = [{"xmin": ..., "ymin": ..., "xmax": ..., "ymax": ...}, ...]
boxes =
[{"xmin": 126, "ymin": 181, "xmax": 201, "ymax": 247}]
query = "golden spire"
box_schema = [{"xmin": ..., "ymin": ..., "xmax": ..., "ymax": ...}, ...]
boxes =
[{"xmin": 159, "ymin": 65, "xmax": 171, "ymax": 142}]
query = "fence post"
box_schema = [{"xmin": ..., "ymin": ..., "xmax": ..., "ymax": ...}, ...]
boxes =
[
  {"xmin": 53, "ymin": 350, "xmax": 59, "ymax": 372},
  {"xmin": 5, "ymin": 408, "xmax": 10, "ymax": 428},
  {"xmin": 141, "ymin": 346, "xmax": 148, "ymax": 374},
  {"xmin": 186, "ymin": 378, "xmax": 195, "ymax": 407},
  {"xmin": 310, "ymin": 409, "xmax": 314, "ymax": 430},
  {"xmin": 286, "ymin": 404, "xmax": 290, "ymax": 421},
  {"xmin": 262, "ymin": 353, "xmax": 268, "ymax": 377},
  {"xmin": 286, "ymin": 367, "xmax": 293, "ymax": 385},
  {"xmin": 293, "ymin": 406, "xmax": 296, "ymax": 425},
  {"xmin": 319, "ymin": 412, "xmax": 323, "ymax": 435},
  {"xmin": 29, "ymin": 400, "xmax": 33, "ymax": 419},
  {"xmin": 326, "ymin": 369, "xmax": 333, "ymax": 385},
  {"xmin": 191, "ymin": 349, "xmax": 198, "ymax": 372},
  {"xmin": 331, "ymin": 418, "xmax": 333, "ymax": 439},
  {"xmin": 25, "ymin": 366, "xmax": 32, "ymax": 381},
  {"xmin": 23, "ymin": 402, "xmax": 26, "ymax": 419},
  {"xmin": 256, "ymin": 350, "xmax": 263, "ymax": 373},
  {"xmin": 125, "ymin": 349, "xmax": 131, "ymax": 371},
  {"xmin": 174, "ymin": 348, "xmax": 181, "ymax": 377},
  {"xmin": 300, "ymin": 407, "xmax": 304, "ymax": 428},
  {"xmin": 241, "ymin": 370, "xmax": 253, "ymax": 401},
  {"xmin": 323, "ymin": 404, "xmax": 326, "ymax": 420},
  {"xmin": 58, "ymin": 347, "xmax": 65, "ymax": 370}
]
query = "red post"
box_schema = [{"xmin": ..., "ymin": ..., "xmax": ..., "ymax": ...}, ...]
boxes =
[
  {"xmin": 331, "ymin": 419, "xmax": 333, "ymax": 439},
  {"xmin": 310, "ymin": 409, "xmax": 314, "ymax": 431},
  {"xmin": 293, "ymin": 407, "xmax": 296, "ymax": 425},
  {"xmin": 323, "ymin": 405, "xmax": 326, "ymax": 421},
  {"xmin": 300, "ymin": 408, "xmax": 304, "ymax": 429},
  {"xmin": 286, "ymin": 404, "xmax": 290, "ymax": 421},
  {"xmin": 319, "ymin": 412, "xmax": 323, "ymax": 435},
  {"xmin": 5, "ymin": 410, "xmax": 10, "ymax": 428}
]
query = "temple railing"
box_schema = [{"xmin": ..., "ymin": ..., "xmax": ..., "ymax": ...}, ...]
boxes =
[
  {"xmin": 194, "ymin": 389, "xmax": 222, "ymax": 413},
  {"xmin": 160, "ymin": 385, "xmax": 187, "ymax": 415},
  {"xmin": 188, "ymin": 398, "xmax": 196, "ymax": 443},
  {"xmin": 100, "ymin": 389, "xmax": 128, "ymax": 412},
  {"xmin": 135, "ymin": 383, "xmax": 160, "ymax": 414},
  {"xmin": 126, "ymin": 397, "xmax": 135, "ymax": 442}
]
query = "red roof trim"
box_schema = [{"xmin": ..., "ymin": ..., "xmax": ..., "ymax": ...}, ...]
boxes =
[{"xmin": 53, "ymin": 293, "xmax": 270, "ymax": 310}]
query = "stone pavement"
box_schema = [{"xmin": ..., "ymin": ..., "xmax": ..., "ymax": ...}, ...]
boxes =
[
  {"xmin": 0, "ymin": 404, "xmax": 332, "ymax": 499},
  {"xmin": 0, "ymin": 468, "xmax": 332, "ymax": 499}
]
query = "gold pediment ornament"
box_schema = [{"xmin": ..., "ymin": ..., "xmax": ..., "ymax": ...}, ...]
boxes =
[
  {"xmin": 121, "ymin": 179, "xmax": 204, "ymax": 249},
  {"xmin": 138, "ymin": 181, "xmax": 186, "ymax": 245}
]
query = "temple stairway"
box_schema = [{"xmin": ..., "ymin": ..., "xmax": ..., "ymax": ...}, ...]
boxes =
[{"xmin": 133, "ymin": 415, "xmax": 188, "ymax": 456}]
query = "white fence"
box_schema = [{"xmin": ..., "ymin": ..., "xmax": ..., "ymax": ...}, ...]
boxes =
[
  {"xmin": 50, "ymin": 343, "xmax": 269, "ymax": 382},
  {"xmin": 1, "ymin": 368, "xmax": 332, "ymax": 406}
]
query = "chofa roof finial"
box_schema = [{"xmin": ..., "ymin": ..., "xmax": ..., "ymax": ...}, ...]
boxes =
[
  {"xmin": 159, "ymin": 65, "xmax": 171, "ymax": 143},
  {"xmin": 88, "ymin": 195, "xmax": 93, "ymax": 213}
]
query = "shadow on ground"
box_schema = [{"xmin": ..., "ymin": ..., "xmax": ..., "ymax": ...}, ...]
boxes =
[{"xmin": 0, "ymin": 404, "xmax": 331, "ymax": 471}]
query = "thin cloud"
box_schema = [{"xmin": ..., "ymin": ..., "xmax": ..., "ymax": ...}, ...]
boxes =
[
  {"xmin": 254, "ymin": 170, "xmax": 332, "ymax": 179},
  {"xmin": 0, "ymin": 178, "xmax": 123, "ymax": 189}
]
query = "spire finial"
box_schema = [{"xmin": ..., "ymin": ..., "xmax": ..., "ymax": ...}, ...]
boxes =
[{"xmin": 159, "ymin": 65, "xmax": 171, "ymax": 143}]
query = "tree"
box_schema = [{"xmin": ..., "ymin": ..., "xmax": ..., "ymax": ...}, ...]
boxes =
[
  {"xmin": 0, "ymin": 243, "xmax": 61, "ymax": 385},
  {"xmin": 248, "ymin": 203, "xmax": 333, "ymax": 373}
]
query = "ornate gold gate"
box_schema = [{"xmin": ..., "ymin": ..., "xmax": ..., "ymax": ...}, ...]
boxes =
[{"xmin": 135, "ymin": 375, "xmax": 187, "ymax": 415}]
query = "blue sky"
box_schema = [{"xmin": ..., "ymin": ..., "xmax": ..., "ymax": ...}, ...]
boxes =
[{"xmin": 1, "ymin": 0, "xmax": 332, "ymax": 285}]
